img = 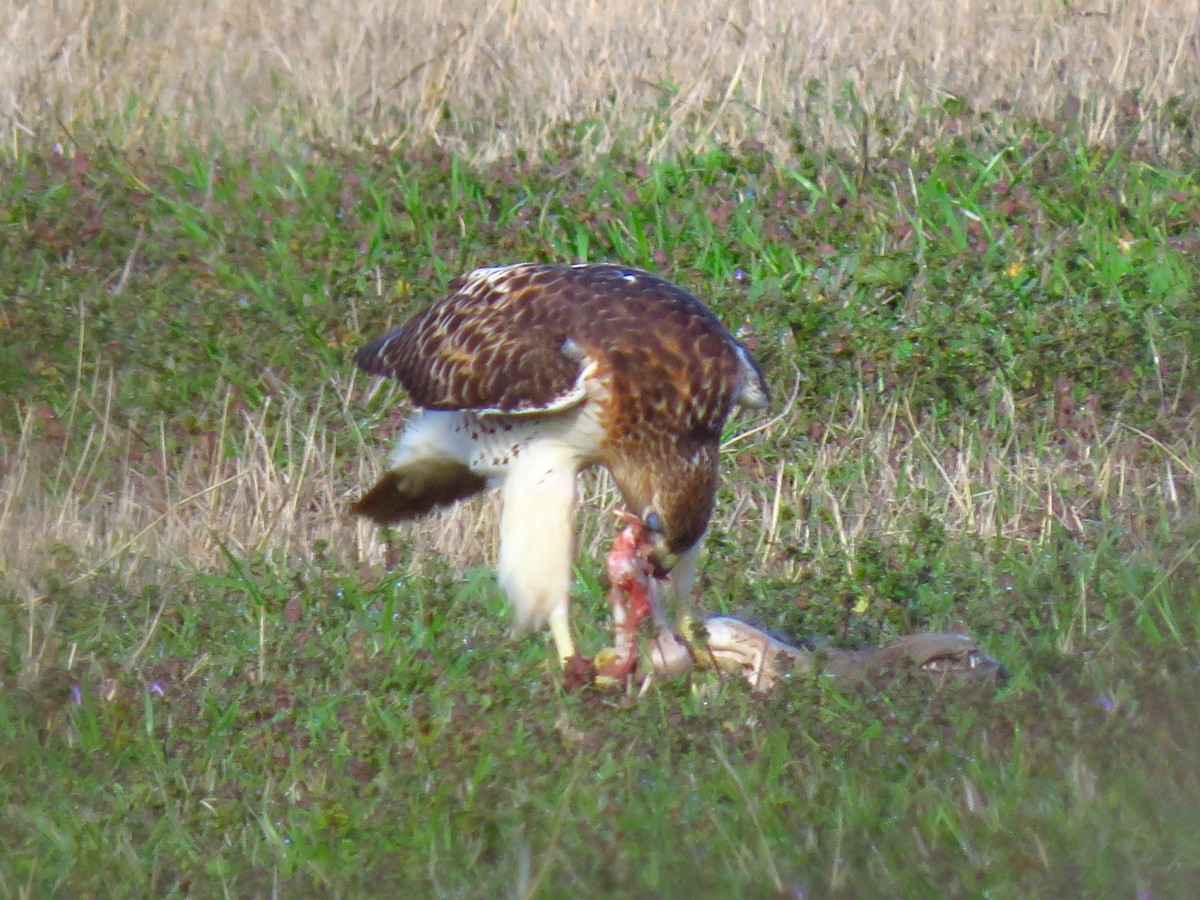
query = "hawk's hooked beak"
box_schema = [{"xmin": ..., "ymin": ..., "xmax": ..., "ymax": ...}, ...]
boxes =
[{"xmin": 640, "ymin": 512, "xmax": 673, "ymax": 578}]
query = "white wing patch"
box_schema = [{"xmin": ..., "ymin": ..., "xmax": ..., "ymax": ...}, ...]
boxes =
[
  {"xmin": 457, "ymin": 263, "xmax": 534, "ymax": 297},
  {"xmin": 390, "ymin": 402, "xmax": 606, "ymax": 483}
]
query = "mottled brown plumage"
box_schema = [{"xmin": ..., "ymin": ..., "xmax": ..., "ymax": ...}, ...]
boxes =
[
  {"xmin": 356, "ymin": 263, "xmax": 761, "ymax": 416},
  {"xmin": 352, "ymin": 262, "xmax": 767, "ymax": 667}
]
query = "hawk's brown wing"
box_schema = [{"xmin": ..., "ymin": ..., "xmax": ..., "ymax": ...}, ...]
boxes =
[
  {"xmin": 354, "ymin": 263, "xmax": 768, "ymax": 419},
  {"xmin": 354, "ymin": 264, "xmax": 592, "ymax": 414}
]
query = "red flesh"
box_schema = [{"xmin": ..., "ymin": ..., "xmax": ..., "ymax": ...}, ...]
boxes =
[{"xmin": 594, "ymin": 515, "xmax": 665, "ymax": 683}]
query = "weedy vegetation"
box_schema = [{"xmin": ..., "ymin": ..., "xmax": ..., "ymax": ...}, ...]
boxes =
[{"xmin": 3, "ymin": 2, "xmax": 1200, "ymax": 897}]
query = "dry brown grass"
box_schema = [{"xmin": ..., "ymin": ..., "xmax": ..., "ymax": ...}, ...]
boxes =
[
  {"xmin": 5, "ymin": 366, "xmax": 1196, "ymax": 616},
  {"xmin": 4, "ymin": 0, "xmax": 1198, "ymax": 158},
  {"xmin": 0, "ymin": 377, "xmax": 358, "ymax": 602}
]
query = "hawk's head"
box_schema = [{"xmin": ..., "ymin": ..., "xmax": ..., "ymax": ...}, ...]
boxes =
[{"xmin": 617, "ymin": 443, "xmax": 719, "ymax": 577}]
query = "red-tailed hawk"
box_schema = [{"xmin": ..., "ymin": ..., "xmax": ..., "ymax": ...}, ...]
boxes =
[{"xmin": 352, "ymin": 263, "xmax": 768, "ymax": 682}]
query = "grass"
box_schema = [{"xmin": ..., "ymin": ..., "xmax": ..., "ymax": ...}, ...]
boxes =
[
  {"xmin": 3, "ymin": 123, "xmax": 1199, "ymax": 897},
  {"xmin": 3, "ymin": 5, "xmax": 1200, "ymax": 891},
  {"xmin": 5, "ymin": 0, "xmax": 1200, "ymax": 158}
]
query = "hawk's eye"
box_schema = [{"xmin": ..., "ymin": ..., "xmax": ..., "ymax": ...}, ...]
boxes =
[{"xmin": 644, "ymin": 511, "xmax": 662, "ymax": 532}]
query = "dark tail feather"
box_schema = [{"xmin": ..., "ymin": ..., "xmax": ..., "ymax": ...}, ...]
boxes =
[{"xmin": 351, "ymin": 460, "xmax": 488, "ymax": 524}]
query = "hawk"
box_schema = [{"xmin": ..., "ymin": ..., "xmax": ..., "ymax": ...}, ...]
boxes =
[{"xmin": 352, "ymin": 263, "xmax": 768, "ymax": 682}]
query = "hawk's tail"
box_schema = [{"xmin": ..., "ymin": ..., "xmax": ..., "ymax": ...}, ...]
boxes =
[{"xmin": 350, "ymin": 459, "xmax": 487, "ymax": 524}]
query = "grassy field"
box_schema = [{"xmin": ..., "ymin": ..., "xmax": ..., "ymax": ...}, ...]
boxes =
[
  {"xmin": 5, "ymin": 0, "xmax": 1200, "ymax": 158},
  {"xmin": 4, "ymin": 3, "xmax": 1200, "ymax": 898}
]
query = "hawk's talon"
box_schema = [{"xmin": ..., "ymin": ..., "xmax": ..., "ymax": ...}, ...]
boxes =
[{"xmin": 593, "ymin": 645, "xmax": 636, "ymax": 683}]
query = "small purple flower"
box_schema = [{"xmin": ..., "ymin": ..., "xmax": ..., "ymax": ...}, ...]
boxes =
[
  {"xmin": 149, "ymin": 680, "xmax": 167, "ymax": 697},
  {"xmin": 1095, "ymin": 694, "xmax": 1114, "ymax": 713},
  {"xmin": 69, "ymin": 683, "xmax": 83, "ymax": 705},
  {"xmin": 733, "ymin": 268, "xmax": 748, "ymax": 282}
]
